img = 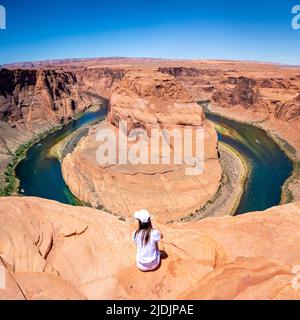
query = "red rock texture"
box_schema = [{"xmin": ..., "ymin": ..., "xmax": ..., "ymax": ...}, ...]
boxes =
[
  {"xmin": 1, "ymin": 59, "xmax": 300, "ymax": 168},
  {"xmin": 108, "ymin": 70, "xmax": 206, "ymax": 129},
  {"xmin": 75, "ymin": 67, "xmax": 126, "ymax": 99},
  {"xmin": 275, "ymin": 94, "xmax": 300, "ymax": 121},
  {"xmin": 211, "ymin": 74, "xmax": 300, "ymax": 120},
  {"xmin": 0, "ymin": 65, "xmax": 126, "ymax": 187},
  {"xmin": 212, "ymin": 77, "xmax": 262, "ymax": 109},
  {"xmin": 207, "ymin": 68, "xmax": 300, "ymax": 153},
  {"xmin": 1, "ymin": 197, "xmax": 300, "ymax": 300},
  {"xmin": 0, "ymin": 68, "xmax": 90, "ymax": 127},
  {"xmin": 62, "ymin": 70, "xmax": 221, "ymax": 222}
]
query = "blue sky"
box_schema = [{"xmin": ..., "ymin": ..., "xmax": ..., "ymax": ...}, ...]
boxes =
[{"xmin": 0, "ymin": 0, "xmax": 299, "ymax": 64}]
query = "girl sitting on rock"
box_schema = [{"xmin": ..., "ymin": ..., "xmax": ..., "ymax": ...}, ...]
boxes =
[{"xmin": 132, "ymin": 209, "xmax": 162, "ymax": 272}]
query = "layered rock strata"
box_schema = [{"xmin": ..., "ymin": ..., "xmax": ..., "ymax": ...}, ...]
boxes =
[{"xmin": 62, "ymin": 70, "xmax": 221, "ymax": 222}]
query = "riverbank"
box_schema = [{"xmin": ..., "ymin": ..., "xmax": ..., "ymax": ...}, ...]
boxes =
[
  {"xmin": 181, "ymin": 141, "xmax": 249, "ymax": 221},
  {"xmin": 48, "ymin": 107, "xmax": 107, "ymax": 160},
  {"xmin": 48, "ymin": 126, "xmax": 90, "ymax": 160},
  {"xmin": 48, "ymin": 118, "xmax": 249, "ymax": 221},
  {"xmin": 14, "ymin": 101, "xmax": 291, "ymax": 220},
  {"xmin": 0, "ymin": 102, "xmax": 103, "ymax": 197},
  {"xmin": 206, "ymin": 104, "xmax": 299, "ymax": 204},
  {"xmin": 0, "ymin": 124, "xmax": 63, "ymax": 196}
]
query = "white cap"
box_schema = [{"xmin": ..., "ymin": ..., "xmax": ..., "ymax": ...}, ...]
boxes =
[{"xmin": 134, "ymin": 209, "xmax": 151, "ymax": 223}]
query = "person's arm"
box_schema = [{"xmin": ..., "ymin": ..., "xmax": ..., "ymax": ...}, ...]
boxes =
[{"xmin": 153, "ymin": 223, "xmax": 163, "ymax": 240}]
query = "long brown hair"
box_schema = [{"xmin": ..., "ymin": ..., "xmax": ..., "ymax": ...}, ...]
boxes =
[{"xmin": 134, "ymin": 219, "xmax": 153, "ymax": 246}]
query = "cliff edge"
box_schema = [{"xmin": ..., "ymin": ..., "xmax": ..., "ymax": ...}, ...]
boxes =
[{"xmin": 1, "ymin": 197, "xmax": 300, "ymax": 300}]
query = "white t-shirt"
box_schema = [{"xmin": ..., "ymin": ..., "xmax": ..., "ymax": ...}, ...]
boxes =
[{"xmin": 132, "ymin": 229, "xmax": 161, "ymax": 271}]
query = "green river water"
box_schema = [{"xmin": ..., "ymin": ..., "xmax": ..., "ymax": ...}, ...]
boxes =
[{"xmin": 15, "ymin": 105, "xmax": 293, "ymax": 215}]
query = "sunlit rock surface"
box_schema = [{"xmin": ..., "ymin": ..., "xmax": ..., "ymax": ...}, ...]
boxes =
[
  {"xmin": 1, "ymin": 197, "xmax": 300, "ymax": 300},
  {"xmin": 62, "ymin": 70, "xmax": 221, "ymax": 222}
]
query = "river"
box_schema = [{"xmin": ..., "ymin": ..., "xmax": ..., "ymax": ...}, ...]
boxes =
[
  {"xmin": 15, "ymin": 105, "xmax": 293, "ymax": 215},
  {"xmin": 15, "ymin": 105, "xmax": 108, "ymax": 205}
]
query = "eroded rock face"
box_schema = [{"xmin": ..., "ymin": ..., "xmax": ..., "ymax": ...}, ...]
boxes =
[
  {"xmin": 1, "ymin": 197, "xmax": 300, "ymax": 300},
  {"xmin": 209, "ymin": 71, "xmax": 300, "ymax": 168},
  {"xmin": 158, "ymin": 66, "xmax": 221, "ymax": 101},
  {"xmin": 210, "ymin": 72, "xmax": 300, "ymax": 119},
  {"xmin": 212, "ymin": 76, "xmax": 265, "ymax": 111},
  {"xmin": 108, "ymin": 70, "xmax": 205, "ymax": 129},
  {"xmin": 63, "ymin": 70, "xmax": 221, "ymax": 222},
  {"xmin": 0, "ymin": 66, "xmax": 126, "ymax": 129},
  {"xmin": 275, "ymin": 94, "xmax": 300, "ymax": 121},
  {"xmin": 0, "ymin": 68, "xmax": 90, "ymax": 127},
  {"xmin": 0, "ymin": 68, "xmax": 93, "ymax": 185},
  {"xmin": 0, "ymin": 66, "xmax": 126, "ymax": 188},
  {"xmin": 76, "ymin": 67, "xmax": 126, "ymax": 100}
]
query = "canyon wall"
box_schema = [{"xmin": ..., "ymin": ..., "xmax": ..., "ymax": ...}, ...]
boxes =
[
  {"xmin": 158, "ymin": 66, "xmax": 221, "ymax": 101},
  {"xmin": 1, "ymin": 197, "xmax": 300, "ymax": 300},
  {"xmin": 1, "ymin": 58, "xmax": 300, "ymax": 199},
  {"xmin": 0, "ymin": 68, "xmax": 89, "ymax": 188},
  {"xmin": 0, "ymin": 66, "xmax": 125, "ymax": 188},
  {"xmin": 0, "ymin": 68, "xmax": 91, "ymax": 127},
  {"xmin": 211, "ymin": 75, "xmax": 300, "ymax": 122},
  {"xmin": 0, "ymin": 66, "xmax": 126, "ymax": 133},
  {"xmin": 207, "ymin": 69, "xmax": 300, "ymax": 202}
]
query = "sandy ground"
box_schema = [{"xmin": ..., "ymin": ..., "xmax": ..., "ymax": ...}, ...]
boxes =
[
  {"xmin": 48, "ymin": 126, "xmax": 90, "ymax": 160},
  {"xmin": 182, "ymin": 142, "xmax": 248, "ymax": 221}
]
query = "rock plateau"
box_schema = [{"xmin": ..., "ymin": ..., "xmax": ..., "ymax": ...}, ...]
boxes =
[{"xmin": 1, "ymin": 197, "xmax": 300, "ymax": 300}]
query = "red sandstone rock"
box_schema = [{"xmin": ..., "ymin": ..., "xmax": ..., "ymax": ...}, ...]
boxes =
[
  {"xmin": 108, "ymin": 70, "xmax": 205, "ymax": 129},
  {"xmin": 1, "ymin": 197, "xmax": 300, "ymax": 300},
  {"xmin": 275, "ymin": 94, "xmax": 300, "ymax": 121},
  {"xmin": 1, "ymin": 59, "xmax": 300, "ymax": 190},
  {"xmin": 182, "ymin": 256, "xmax": 300, "ymax": 300},
  {"xmin": 0, "ymin": 68, "xmax": 89, "ymax": 127},
  {"xmin": 62, "ymin": 70, "xmax": 221, "ymax": 222}
]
